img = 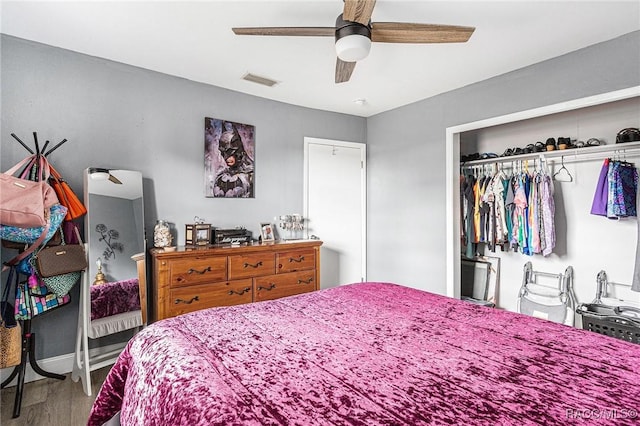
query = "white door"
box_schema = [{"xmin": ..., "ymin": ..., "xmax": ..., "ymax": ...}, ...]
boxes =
[{"xmin": 304, "ymin": 138, "xmax": 366, "ymax": 288}]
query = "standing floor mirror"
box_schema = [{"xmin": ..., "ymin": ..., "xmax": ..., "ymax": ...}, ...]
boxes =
[{"xmin": 71, "ymin": 168, "xmax": 145, "ymax": 396}]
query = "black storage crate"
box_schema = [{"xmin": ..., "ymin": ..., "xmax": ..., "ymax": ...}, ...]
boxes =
[{"xmin": 577, "ymin": 304, "xmax": 640, "ymax": 344}]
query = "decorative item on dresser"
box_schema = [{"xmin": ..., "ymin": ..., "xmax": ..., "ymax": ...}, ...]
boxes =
[
  {"xmin": 184, "ymin": 222, "xmax": 211, "ymax": 246},
  {"xmin": 153, "ymin": 220, "xmax": 172, "ymax": 248},
  {"xmin": 149, "ymin": 240, "xmax": 322, "ymax": 322}
]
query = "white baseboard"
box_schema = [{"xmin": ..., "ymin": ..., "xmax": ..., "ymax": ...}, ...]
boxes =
[{"xmin": 1, "ymin": 343, "xmax": 125, "ymax": 387}]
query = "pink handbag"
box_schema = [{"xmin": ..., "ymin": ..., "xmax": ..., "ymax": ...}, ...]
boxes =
[{"xmin": 0, "ymin": 156, "xmax": 59, "ymax": 228}]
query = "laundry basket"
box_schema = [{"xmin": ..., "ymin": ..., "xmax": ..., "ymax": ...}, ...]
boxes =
[
  {"xmin": 576, "ymin": 304, "xmax": 640, "ymax": 344},
  {"xmin": 576, "ymin": 270, "xmax": 640, "ymax": 344}
]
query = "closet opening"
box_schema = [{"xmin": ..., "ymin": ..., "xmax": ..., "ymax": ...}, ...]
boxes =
[{"xmin": 446, "ymin": 86, "xmax": 640, "ymax": 314}]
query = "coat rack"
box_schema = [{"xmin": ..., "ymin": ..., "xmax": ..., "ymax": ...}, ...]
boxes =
[
  {"xmin": 10, "ymin": 132, "xmax": 68, "ymax": 158},
  {"xmin": 1, "ymin": 132, "xmax": 69, "ymax": 419}
]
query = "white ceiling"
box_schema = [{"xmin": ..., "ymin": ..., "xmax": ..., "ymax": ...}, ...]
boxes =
[{"xmin": 1, "ymin": 1, "xmax": 639, "ymax": 117}]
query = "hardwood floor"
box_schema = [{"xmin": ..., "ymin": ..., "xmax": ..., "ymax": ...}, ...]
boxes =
[{"xmin": 0, "ymin": 366, "xmax": 110, "ymax": 426}]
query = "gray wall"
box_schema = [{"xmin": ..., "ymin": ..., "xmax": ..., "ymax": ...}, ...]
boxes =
[
  {"xmin": 366, "ymin": 30, "xmax": 640, "ymax": 294},
  {"xmin": 0, "ymin": 35, "xmax": 366, "ymax": 359},
  {"xmin": 2, "ymin": 31, "xmax": 639, "ymax": 360}
]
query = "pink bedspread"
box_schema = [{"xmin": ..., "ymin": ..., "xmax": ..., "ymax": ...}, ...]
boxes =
[
  {"xmin": 88, "ymin": 282, "xmax": 640, "ymax": 425},
  {"xmin": 90, "ymin": 279, "xmax": 141, "ymax": 321}
]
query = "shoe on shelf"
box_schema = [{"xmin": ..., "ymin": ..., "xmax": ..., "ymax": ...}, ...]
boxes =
[
  {"xmin": 557, "ymin": 137, "xmax": 570, "ymax": 150},
  {"xmin": 546, "ymin": 138, "xmax": 557, "ymax": 151}
]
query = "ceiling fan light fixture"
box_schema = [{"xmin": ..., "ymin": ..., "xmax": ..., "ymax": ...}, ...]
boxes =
[
  {"xmin": 335, "ymin": 34, "xmax": 371, "ymax": 62},
  {"xmin": 88, "ymin": 167, "xmax": 110, "ymax": 181}
]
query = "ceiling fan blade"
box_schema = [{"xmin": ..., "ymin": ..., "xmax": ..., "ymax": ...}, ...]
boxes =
[
  {"xmin": 232, "ymin": 27, "xmax": 335, "ymax": 37},
  {"xmin": 335, "ymin": 58, "xmax": 357, "ymax": 84},
  {"xmin": 371, "ymin": 22, "xmax": 475, "ymax": 43},
  {"xmin": 343, "ymin": 0, "xmax": 377, "ymax": 25},
  {"xmin": 108, "ymin": 174, "xmax": 123, "ymax": 185}
]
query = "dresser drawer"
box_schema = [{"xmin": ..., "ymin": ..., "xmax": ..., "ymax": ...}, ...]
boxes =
[
  {"xmin": 228, "ymin": 253, "xmax": 275, "ymax": 279},
  {"xmin": 276, "ymin": 249, "xmax": 316, "ymax": 273},
  {"xmin": 169, "ymin": 256, "xmax": 227, "ymax": 288},
  {"xmin": 254, "ymin": 271, "xmax": 316, "ymax": 302},
  {"xmin": 168, "ymin": 279, "xmax": 253, "ymax": 317}
]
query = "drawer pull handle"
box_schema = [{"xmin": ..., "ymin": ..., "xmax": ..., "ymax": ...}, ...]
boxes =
[
  {"xmin": 257, "ymin": 283, "xmax": 276, "ymax": 291},
  {"xmin": 175, "ymin": 296, "xmax": 199, "ymax": 305},
  {"xmin": 289, "ymin": 256, "xmax": 305, "ymax": 263},
  {"xmin": 228, "ymin": 287, "xmax": 251, "ymax": 296},
  {"xmin": 297, "ymin": 278, "xmax": 314, "ymax": 285},
  {"xmin": 243, "ymin": 261, "xmax": 263, "ymax": 269},
  {"xmin": 188, "ymin": 266, "xmax": 212, "ymax": 275}
]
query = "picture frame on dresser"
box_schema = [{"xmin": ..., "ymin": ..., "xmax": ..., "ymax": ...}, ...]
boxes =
[
  {"xmin": 260, "ymin": 223, "xmax": 275, "ymax": 242},
  {"xmin": 185, "ymin": 223, "xmax": 212, "ymax": 246}
]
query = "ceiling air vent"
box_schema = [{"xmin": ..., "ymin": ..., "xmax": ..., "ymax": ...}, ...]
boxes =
[{"xmin": 242, "ymin": 73, "xmax": 278, "ymax": 87}]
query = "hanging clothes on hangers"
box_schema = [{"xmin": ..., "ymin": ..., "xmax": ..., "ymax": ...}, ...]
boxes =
[
  {"xmin": 608, "ymin": 160, "xmax": 638, "ymax": 218},
  {"xmin": 540, "ymin": 170, "xmax": 556, "ymax": 256},
  {"xmin": 513, "ymin": 169, "xmax": 528, "ymax": 253},
  {"xmin": 591, "ymin": 158, "xmax": 638, "ymax": 219},
  {"xmin": 460, "ymin": 171, "xmax": 477, "ymax": 258},
  {"xmin": 460, "ymin": 158, "xmax": 557, "ymax": 258}
]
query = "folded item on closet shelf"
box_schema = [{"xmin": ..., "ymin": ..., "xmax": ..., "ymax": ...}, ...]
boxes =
[
  {"xmin": 460, "ymin": 153, "xmax": 480, "ymax": 162},
  {"xmin": 616, "ymin": 128, "xmax": 640, "ymax": 144}
]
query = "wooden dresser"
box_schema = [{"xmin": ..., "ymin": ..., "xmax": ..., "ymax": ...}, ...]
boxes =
[{"xmin": 149, "ymin": 240, "xmax": 322, "ymax": 322}]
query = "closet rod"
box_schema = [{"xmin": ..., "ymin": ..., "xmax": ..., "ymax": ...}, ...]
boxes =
[{"xmin": 461, "ymin": 140, "xmax": 640, "ymax": 166}]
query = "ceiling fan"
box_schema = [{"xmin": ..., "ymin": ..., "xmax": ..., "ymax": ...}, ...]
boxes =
[{"xmin": 232, "ymin": 0, "xmax": 475, "ymax": 84}]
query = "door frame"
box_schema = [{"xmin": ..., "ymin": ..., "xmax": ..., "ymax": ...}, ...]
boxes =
[{"xmin": 303, "ymin": 137, "xmax": 367, "ymax": 282}]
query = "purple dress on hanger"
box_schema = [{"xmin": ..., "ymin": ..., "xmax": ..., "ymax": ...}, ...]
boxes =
[{"xmin": 590, "ymin": 159, "xmax": 609, "ymax": 216}]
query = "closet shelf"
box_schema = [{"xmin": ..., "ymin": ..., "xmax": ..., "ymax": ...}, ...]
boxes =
[{"xmin": 461, "ymin": 140, "xmax": 640, "ymax": 166}]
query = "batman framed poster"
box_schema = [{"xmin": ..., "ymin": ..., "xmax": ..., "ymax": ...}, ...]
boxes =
[{"xmin": 204, "ymin": 118, "xmax": 255, "ymax": 198}]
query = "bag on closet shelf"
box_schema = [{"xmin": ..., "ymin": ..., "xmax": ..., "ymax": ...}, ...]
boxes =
[
  {"xmin": 14, "ymin": 273, "xmax": 70, "ymax": 320},
  {"xmin": 0, "ymin": 155, "xmax": 59, "ymax": 228}
]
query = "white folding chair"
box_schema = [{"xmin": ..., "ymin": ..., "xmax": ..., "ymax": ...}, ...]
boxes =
[
  {"xmin": 517, "ymin": 261, "xmax": 577, "ymax": 326},
  {"xmin": 71, "ymin": 245, "xmax": 143, "ymax": 396}
]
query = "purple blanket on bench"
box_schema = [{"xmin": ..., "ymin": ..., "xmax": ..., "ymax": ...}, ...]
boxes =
[
  {"xmin": 88, "ymin": 282, "xmax": 640, "ymax": 425},
  {"xmin": 90, "ymin": 278, "xmax": 140, "ymax": 321}
]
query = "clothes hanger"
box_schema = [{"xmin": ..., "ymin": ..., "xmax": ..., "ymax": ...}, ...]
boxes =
[{"xmin": 553, "ymin": 156, "xmax": 573, "ymax": 182}]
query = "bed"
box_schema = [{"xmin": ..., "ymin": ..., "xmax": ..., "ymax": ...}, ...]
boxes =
[{"xmin": 88, "ymin": 282, "xmax": 640, "ymax": 425}]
